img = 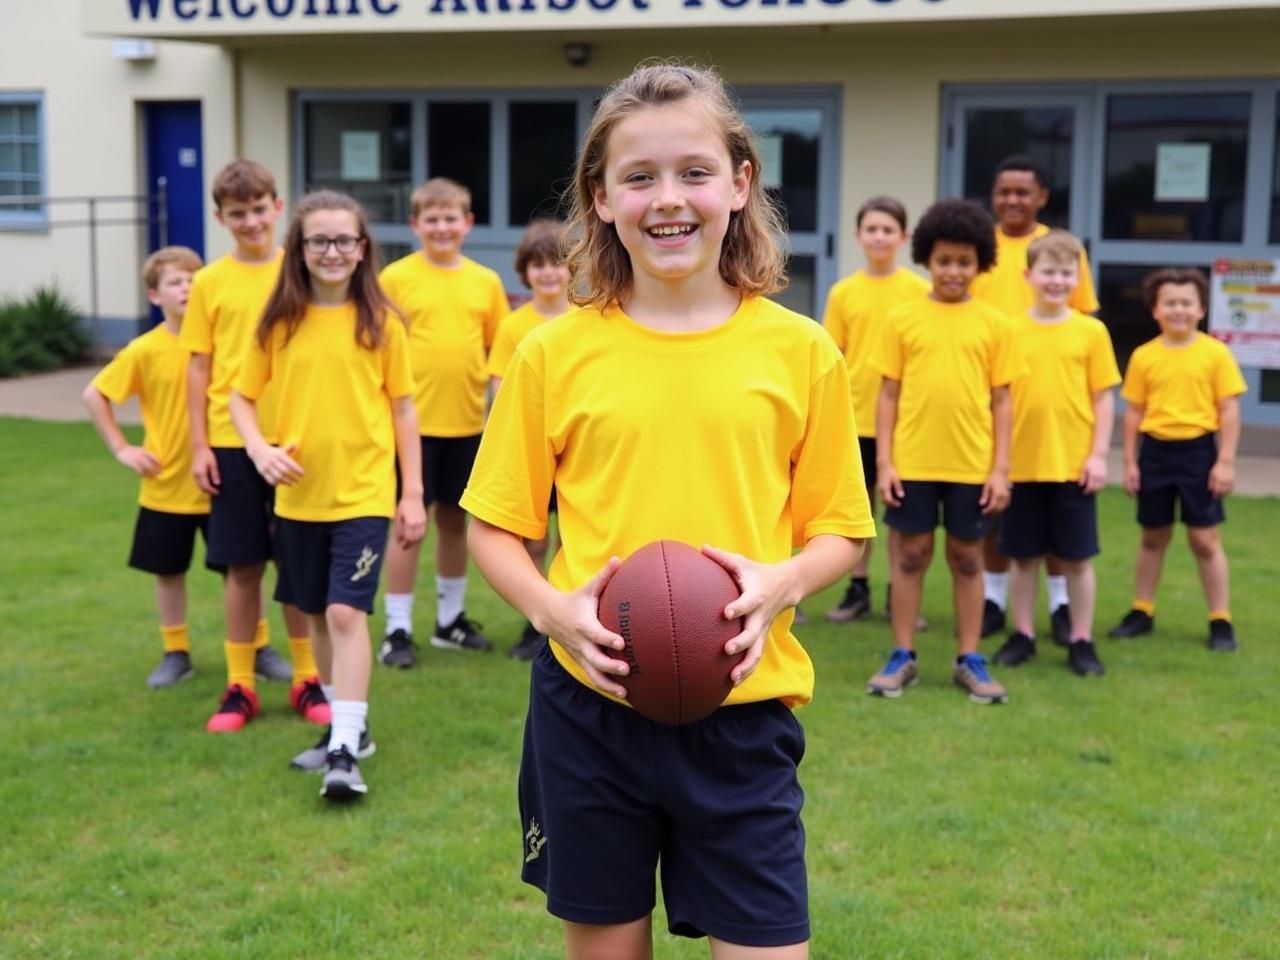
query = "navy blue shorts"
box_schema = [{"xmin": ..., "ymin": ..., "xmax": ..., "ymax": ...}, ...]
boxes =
[
  {"xmin": 858, "ymin": 436, "xmax": 878, "ymax": 495},
  {"xmin": 519, "ymin": 645, "xmax": 809, "ymax": 947},
  {"xmin": 422, "ymin": 434, "xmax": 481, "ymax": 507},
  {"xmin": 207, "ymin": 447, "xmax": 276, "ymax": 568},
  {"xmin": 884, "ymin": 481, "xmax": 989, "ymax": 541},
  {"xmin": 273, "ymin": 517, "xmax": 389, "ymax": 614},
  {"xmin": 1137, "ymin": 434, "xmax": 1225, "ymax": 528},
  {"xmin": 999, "ymin": 482, "xmax": 1099, "ymax": 561},
  {"xmin": 128, "ymin": 507, "xmax": 223, "ymax": 576}
]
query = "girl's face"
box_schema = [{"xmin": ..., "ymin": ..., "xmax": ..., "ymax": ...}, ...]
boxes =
[
  {"xmin": 301, "ymin": 209, "xmax": 365, "ymax": 290},
  {"xmin": 526, "ymin": 257, "xmax": 570, "ymax": 301},
  {"xmin": 857, "ymin": 210, "xmax": 907, "ymax": 267},
  {"xmin": 592, "ymin": 103, "xmax": 751, "ymax": 294}
]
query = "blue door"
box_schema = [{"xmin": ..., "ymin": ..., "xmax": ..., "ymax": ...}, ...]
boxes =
[{"xmin": 144, "ymin": 101, "xmax": 204, "ymax": 329}]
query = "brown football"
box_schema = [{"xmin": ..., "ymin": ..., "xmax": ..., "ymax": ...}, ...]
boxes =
[{"xmin": 597, "ymin": 540, "xmax": 744, "ymax": 725}]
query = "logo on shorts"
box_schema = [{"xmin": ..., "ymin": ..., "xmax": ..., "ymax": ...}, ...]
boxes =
[
  {"xmin": 350, "ymin": 546, "xmax": 379, "ymax": 582},
  {"xmin": 524, "ymin": 817, "xmax": 548, "ymax": 863}
]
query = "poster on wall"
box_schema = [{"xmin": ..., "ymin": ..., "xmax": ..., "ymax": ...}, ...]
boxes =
[
  {"xmin": 1210, "ymin": 258, "xmax": 1280, "ymax": 368},
  {"xmin": 1155, "ymin": 143, "xmax": 1211, "ymax": 202},
  {"xmin": 340, "ymin": 131, "xmax": 380, "ymax": 182}
]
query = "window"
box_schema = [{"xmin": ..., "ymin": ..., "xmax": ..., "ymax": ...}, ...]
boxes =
[
  {"xmin": 428, "ymin": 102, "xmax": 491, "ymax": 225},
  {"xmin": 743, "ymin": 108, "xmax": 821, "ymax": 233},
  {"xmin": 1261, "ymin": 371, "xmax": 1280, "ymax": 404},
  {"xmin": 1103, "ymin": 92, "xmax": 1250, "ymax": 243},
  {"xmin": 303, "ymin": 100, "xmax": 412, "ymax": 223},
  {"xmin": 961, "ymin": 106, "xmax": 1074, "ymax": 228},
  {"xmin": 0, "ymin": 96, "xmax": 44, "ymax": 221},
  {"xmin": 508, "ymin": 101, "xmax": 576, "ymax": 226}
]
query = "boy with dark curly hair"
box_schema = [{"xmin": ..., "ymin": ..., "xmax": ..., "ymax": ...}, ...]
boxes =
[{"xmin": 867, "ymin": 199, "xmax": 1024, "ymax": 704}]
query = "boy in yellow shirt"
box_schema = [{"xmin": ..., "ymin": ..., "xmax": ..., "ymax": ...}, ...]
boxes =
[
  {"xmin": 181, "ymin": 159, "xmax": 326, "ymax": 733},
  {"xmin": 822, "ymin": 196, "xmax": 929, "ymax": 625},
  {"xmin": 1109, "ymin": 268, "xmax": 1247, "ymax": 652},
  {"xmin": 868, "ymin": 199, "xmax": 1024, "ymax": 704},
  {"xmin": 83, "ymin": 246, "xmax": 216, "ymax": 689},
  {"xmin": 991, "ymin": 231, "xmax": 1119, "ymax": 677},
  {"xmin": 971, "ymin": 154, "xmax": 1100, "ymax": 644},
  {"xmin": 378, "ymin": 178, "xmax": 509, "ymax": 666}
]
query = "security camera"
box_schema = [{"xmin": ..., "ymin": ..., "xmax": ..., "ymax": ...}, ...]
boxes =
[{"xmin": 563, "ymin": 42, "xmax": 591, "ymax": 67}]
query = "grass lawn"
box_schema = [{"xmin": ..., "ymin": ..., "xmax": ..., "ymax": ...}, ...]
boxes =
[{"xmin": 2, "ymin": 416, "xmax": 1278, "ymax": 959}]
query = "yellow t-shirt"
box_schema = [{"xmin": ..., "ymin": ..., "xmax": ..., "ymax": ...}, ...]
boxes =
[
  {"xmin": 236, "ymin": 304, "xmax": 414, "ymax": 522},
  {"xmin": 1009, "ymin": 311, "xmax": 1121, "ymax": 482},
  {"xmin": 92, "ymin": 324, "xmax": 210, "ymax": 515},
  {"xmin": 379, "ymin": 253, "xmax": 509, "ymax": 436},
  {"xmin": 179, "ymin": 252, "xmax": 283, "ymax": 448},
  {"xmin": 971, "ymin": 223, "xmax": 1100, "ymax": 316},
  {"xmin": 1121, "ymin": 333, "xmax": 1248, "ymax": 441},
  {"xmin": 488, "ymin": 302, "xmax": 560, "ymax": 381},
  {"xmin": 870, "ymin": 296, "xmax": 1026, "ymax": 484},
  {"xmin": 460, "ymin": 297, "xmax": 876, "ymax": 708},
  {"xmin": 822, "ymin": 268, "xmax": 930, "ymax": 438}
]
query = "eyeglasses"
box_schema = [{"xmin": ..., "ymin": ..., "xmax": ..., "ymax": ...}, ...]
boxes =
[{"xmin": 302, "ymin": 234, "xmax": 362, "ymax": 255}]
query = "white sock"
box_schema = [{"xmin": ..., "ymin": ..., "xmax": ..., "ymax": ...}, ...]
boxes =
[
  {"xmin": 321, "ymin": 684, "xmax": 334, "ymax": 704},
  {"xmin": 1046, "ymin": 576, "xmax": 1069, "ymax": 611},
  {"xmin": 328, "ymin": 700, "xmax": 368, "ymax": 756},
  {"xmin": 983, "ymin": 571, "xmax": 1009, "ymax": 609},
  {"xmin": 437, "ymin": 575, "xmax": 466, "ymax": 626},
  {"xmin": 385, "ymin": 592, "xmax": 414, "ymax": 635}
]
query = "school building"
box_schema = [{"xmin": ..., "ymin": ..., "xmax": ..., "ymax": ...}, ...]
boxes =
[{"xmin": 4, "ymin": 0, "xmax": 1280, "ymax": 429}]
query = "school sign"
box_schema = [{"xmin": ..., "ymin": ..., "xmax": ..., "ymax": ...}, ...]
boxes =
[{"xmin": 83, "ymin": 0, "xmax": 1280, "ymax": 36}]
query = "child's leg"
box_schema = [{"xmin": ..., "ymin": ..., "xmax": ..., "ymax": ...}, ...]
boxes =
[
  {"xmin": 225, "ymin": 562, "xmax": 265, "ymax": 679},
  {"xmin": 435, "ymin": 501, "xmax": 468, "ymax": 578},
  {"xmin": 1009, "ymin": 556, "xmax": 1041, "ymax": 638},
  {"xmin": 1187, "ymin": 525, "xmax": 1230, "ymax": 614},
  {"xmin": 889, "ymin": 531, "xmax": 933, "ymax": 651},
  {"xmin": 709, "ymin": 940, "xmax": 809, "ymax": 959},
  {"xmin": 1134, "ymin": 525, "xmax": 1173, "ymax": 605},
  {"xmin": 156, "ymin": 573, "xmax": 186, "ymax": 629},
  {"xmin": 327, "ymin": 603, "xmax": 372, "ymax": 703},
  {"xmin": 852, "ymin": 484, "xmax": 874, "ymax": 579},
  {"xmin": 946, "ymin": 536, "xmax": 984, "ymax": 655},
  {"xmin": 563, "ymin": 918, "xmax": 652, "ymax": 960},
  {"xmin": 307, "ymin": 612, "xmax": 333, "ymax": 687},
  {"xmin": 982, "ymin": 529, "xmax": 1009, "ymax": 607},
  {"xmin": 1063, "ymin": 559, "xmax": 1096, "ymax": 640}
]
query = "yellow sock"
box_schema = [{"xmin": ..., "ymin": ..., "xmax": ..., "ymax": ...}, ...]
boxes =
[
  {"xmin": 253, "ymin": 618, "xmax": 269, "ymax": 650},
  {"xmin": 160, "ymin": 623, "xmax": 190, "ymax": 654},
  {"xmin": 1132, "ymin": 599, "xmax": 1155, "ymax": 616},
  {"xmin": 289, "ymin": 635, "xmax": 319, "ymax": 681},
  {"xmin": 1208, "ymin": 610, "xmax": 1232, "ymax": 623},
  {"xmin": 225, "ymin": 641, "xmax": 257, "ymax": 691}
]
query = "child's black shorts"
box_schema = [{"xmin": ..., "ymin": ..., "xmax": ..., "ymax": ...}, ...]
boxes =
[
  {"xmin": 519, "ymin": 645, "xmax": 809, "ymax": 948},
  {"xmin": 858, "ymin": 436, "xmax": 878, "ymax": 494},
  {"xmin": 207, "ymin": 447, "xmax": 276, "ymax": 568},
  {"xmin": 128, "ymin": 507, "xmax": 223, "ymax": 576},
  {"xmin": 1137, "ymin": 433, "xmax": 1225, "ymax": 528},
  {"xmin": 884, "ymin": 480, "xmax": 990, "ymax": 541},
  {"xmin": 273, "ymin": 517, "xmax": 390, "ymax": 615},
  {"xmin": 999, "ymin": 481, "xmax": 1099, "ymax": 560},
  {"xmin": 421, "ymin": 434, "xmax": 482, "ymax": 507}
]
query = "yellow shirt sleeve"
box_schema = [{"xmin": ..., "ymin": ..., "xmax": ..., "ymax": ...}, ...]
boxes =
[
  {"xmin": 990, "ymin": 315, "xmax": 1026, "ymax": 388},
  {"xmin": 487, "ymin": 316, "xmax": 519, "ymax": 381},
  {"xmin": 383, "ymin": 316, "xmax": 415, "ymax": 400},
  {"xmin": 1214, "ymin": 346, "xmax": 1248, "ymax": 401},
  {"xmin": 1071, "ymin": 248, "xmax": 1101, "ymax": 314},
  {"xmin": 820, "ymin": 280, "xmax": 849, "ymax": 352},
  {"xmin": 1120, "ymin": 349, "xmax": 1149, "ymax": 406},
  {"xmin": 236, "ymin": 336, "xmax": 271, "ymax": 402},
  {"xmin": 485, "ymin": 275, "xmax": 509, "ymax": 351},
  {"xmin": 1087, "ymin": 322, "xmax": 1122, "ymax": 393},
  {"xmin": 179, "ymin": 273, "xmax": 214, "ymax": 356},
  {"xmin": 869, "ymin": 308, "xmax": 905, "ymax": 381},
  {"xmin": 91, "ymin": 343, "xmax": 142, "ymax": 404}
]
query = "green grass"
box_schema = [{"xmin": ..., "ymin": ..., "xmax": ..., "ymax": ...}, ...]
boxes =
[{"xmin": 2, "ymin": 416, "xmax": 1278, "ymax": 959}]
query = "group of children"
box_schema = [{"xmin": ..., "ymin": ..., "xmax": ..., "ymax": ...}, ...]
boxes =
[{"xmin": 84, "ymin": 59, "xmax": 1248, "ymax": 959}]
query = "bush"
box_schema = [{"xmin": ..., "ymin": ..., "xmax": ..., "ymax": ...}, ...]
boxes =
[{"xmin": 0, "ymin": 285, "xmax": 89, "ymax": 378}]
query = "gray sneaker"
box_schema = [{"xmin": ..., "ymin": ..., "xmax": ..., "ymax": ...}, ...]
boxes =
[
  {"xmin": 254, "ymin": 645, "xmax": 294, "ymax": 682},
  {"xmin": 866, "ymin": 648, "xmax": 918, "ymax": 698},
  {"xmin": 146, "ymin": 651, "xmax": 194, "ymax": 689},
  {"xmin": 290, "ymin": 726, "xmax": 376, "ymax": 772},
  {"xmin": 953, "ymin": 653, "xmax": 1008, "ymax": 704},
  {"xmin": 321, "ymin": 747, "xmax": 368, "ymax": 800}
]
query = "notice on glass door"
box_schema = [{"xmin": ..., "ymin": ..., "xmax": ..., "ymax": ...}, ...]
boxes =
[
  {"xmin": 1210, "ymin": 258, "xmax": 1280, "ymax": 368},
  {"xmin": 341, "ymin": 131, "xmax": 381, "ymax": 182},
  {"xmin": 1154, "ymin": 142, "xmax": 1210, "ymax": 202}
]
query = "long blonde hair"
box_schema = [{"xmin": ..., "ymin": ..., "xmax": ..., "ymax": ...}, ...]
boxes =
[{"xmin": 564, "ymin": 62, "xmax": 788, "ymax": 309}]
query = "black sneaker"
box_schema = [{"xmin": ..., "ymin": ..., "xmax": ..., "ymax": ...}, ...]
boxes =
[
  {"xmin": 378, "ymin": 628, "xmax": 418, "ymax": 669},
  {"xmin": 981, "ymin": 599, "xmax": 1007, "ymax": 638},
  {"xmin": 826, "ymin": 579, "xmax": 871, "ymax": 623},
  {"xmin": 993, "ymin": 631, "xmax": 1036, "ymax": 667},
  {"xmin": 320, "ymin": 746, "xmax": 367, "ymax": 800},
  {"xmin": 1067, "ymin": 640, "xmax": 1106, "ymax": 676},
  {"xmin": 1207, "ymin": 618, "xmax": 1237, "ymax": 653},
  {"xmin": 291, "ymin": 726, "xmax": 377, "ymax": 772},
  {"xmin": 1108, "ymin": 609, "xmax": 1154, "ymax": 639},
  {"xmin": 254, "ymin": 645, "xmax": 294, "ymax": 682},
  {"xmin": 1050, "ymin": 604, "xmax": 1072, "ymax": 647},
  {"xmin": 507, "ymin": 622, "xmax": 546, "ymax": 661},
  {"xmin": 431, "ymin": 613, "xmax": 494, "ymax": 652}
]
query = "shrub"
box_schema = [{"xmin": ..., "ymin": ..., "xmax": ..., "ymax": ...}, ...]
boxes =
[{"xmin": 0, "ymin": 286, "xmax": 89, "ymax": 378}]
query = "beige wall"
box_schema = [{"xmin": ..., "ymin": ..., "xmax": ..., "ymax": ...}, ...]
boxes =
[{"xmin": 0, "ymin": 0, "xmax": 234, "ymax": 330}]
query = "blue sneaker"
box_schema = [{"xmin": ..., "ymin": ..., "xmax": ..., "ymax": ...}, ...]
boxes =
[
  {"xmin": 953, "ymin": 653, "xmax": 1008, "ymax": 704},
  {"xmin": 866, "ymin": 648, "xmax": 918, "ymax": 698}
]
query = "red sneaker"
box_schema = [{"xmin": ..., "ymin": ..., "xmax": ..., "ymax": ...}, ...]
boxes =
[
  {"xmin": 290, "ymin": 676, "xmax": 331, "ymax": 726},
  {"xmin": 205, "ymin": 684, "xmax": 260, "ymax": 733}
]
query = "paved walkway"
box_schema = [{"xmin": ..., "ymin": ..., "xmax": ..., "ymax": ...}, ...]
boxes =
[{"xmin": 2, "ymin": 365, "xmax": 1278, "ymax": 496}]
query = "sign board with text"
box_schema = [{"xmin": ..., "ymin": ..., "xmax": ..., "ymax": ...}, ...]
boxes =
[{"xmin": 1210, "ymin": 258, "xmax": 1280, "ymax": 369}]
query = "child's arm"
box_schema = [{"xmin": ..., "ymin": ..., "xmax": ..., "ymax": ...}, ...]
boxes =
[
  {"xmin": 703, "ymin": 534, "xmax": 861, "ymax": 686},
  {"xmin": 469, "ymin": 517, "xmax": 630, "ymax": 697},
  {"xmin": 1209, "ymin": 396, "xmax": 1241, "ymax": 498},
  {"xmin": 228, "ymin": 390, "xmax": 304, "ymax": 486},
  {"xmin": 391, "ymin": 395, "xmax": 427, "ymax": 547},
  {"xmin": 186, "ymin": 354, "xmax": 220, "ymax": 494},
  {"xmin": 1080, "ymin": 388, "xmax": 1115, "ymax": 494},
  {"xmin": 982, "ymin": 385, "xmax": 1012, "ymax": 514},
  {"xmin": 81, "ymin": 383, "xmax": 160, "ymax": 477},
  {"xmin": 1121, "ymin": 402, "xmax": 1143, "ymax": 496},
  {"xmin": 875, "ymin": 377, "xmax": 903, "ymax": 507}
]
